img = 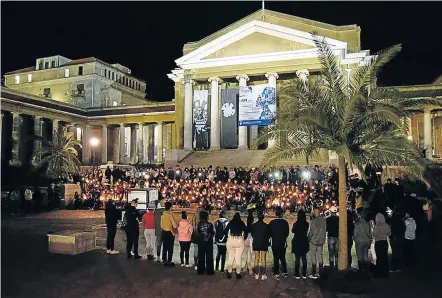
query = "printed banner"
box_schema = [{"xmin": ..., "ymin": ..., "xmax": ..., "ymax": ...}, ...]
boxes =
[
  {"xmin": 193, "ymin": 89, "xmax": 209, "ymax": 150},
  {"xmin": 239, "ymin": 84, "xmax": 276, "ymax": 126},
  {"xmin": 221, "ymin": 89, "xmax": 239, "ymax": 149}
]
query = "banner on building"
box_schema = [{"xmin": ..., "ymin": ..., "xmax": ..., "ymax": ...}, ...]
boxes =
[
  {"xmin": 238, "ymin": 84, "xmax": 276, "ymax": 126},
  {"xmin": 221, "ymin": 89, "xmax": 239, "ymax": 149},
  {"xmin": 193, "ymin": 89, "xmax": 209, "ymax": 150}
]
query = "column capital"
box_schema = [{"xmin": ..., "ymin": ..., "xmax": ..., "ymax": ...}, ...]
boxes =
[
  {"xmin": 424, "ymin": 107, "xmax": 433, "ymax": 113},
  {"xmin": 265, "ymin": 72, "xmax": 279, "ymax": 80},
  {"xmin": 208, "ymin": 76, "xmax": 223, "ymax": 84},
  {"xmin": 236, "ymin": 74, "xmax": 249, "ymax": 82},
  {"xmin": 12, "ymin": 111, "xmax": 21, "ymax": 117},
  {"xmin": 182, "ymin": 79, "xmax": 195, "ymax": 86},
  {"xmin": 119, "ymin": 123, "xmax": 125, "ymax": 127},
  {"xmin": 101, "ymin": 123, "xmax": 107, "ymax": 128},
  {"xmin": 157, "ymin": 121, "xmax": 163, "ymax": 125},
  {"xmin": 295, "ymin": 69, "xmax": 309, "ymax": 82}
]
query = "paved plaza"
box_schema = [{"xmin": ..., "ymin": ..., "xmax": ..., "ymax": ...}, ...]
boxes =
[{"xmin": 2, "ymin": 210, "xmax": 441, "ymax": 298}]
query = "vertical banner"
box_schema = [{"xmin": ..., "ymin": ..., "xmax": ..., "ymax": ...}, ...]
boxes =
[
  {"xmin": 239, "ymin": 84, "xmax": 276, "ymax": 126},
  {"xmin": 192, "ymin": 89, "xmax": 209, "ymax": 150},
  {"xmin": 221, "ymin": 89, "xmax": 239, "ymax": 149}
]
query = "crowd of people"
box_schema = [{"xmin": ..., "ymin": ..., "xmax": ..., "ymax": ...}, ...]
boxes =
[
  {"xmin": 103, "ymin": 179, "xmax": 436, "ymax": 280},
  {"xmin": 77, "ymin": 163, "xmax": 374, "ymax": 214}
]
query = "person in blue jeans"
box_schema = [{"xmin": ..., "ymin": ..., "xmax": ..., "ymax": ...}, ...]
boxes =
[{"xmin": 326, "ymin": 206, "xmax": 339, "ymax": 268}]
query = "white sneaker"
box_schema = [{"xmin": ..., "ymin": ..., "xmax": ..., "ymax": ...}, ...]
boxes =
[
  {"xmin": 181, "ymin": 264, "xmax": 185, "ymax": 267},
  {"xmin": 106, "ymin": 250, "xmax": 111, "ymax": 254},
  {"xmin": 261, "ymin": 274, "xmax": 268, "ymax": 281},
  {"xmin": 195, "ymin": 266, "xmax": 198, "ymax": 271},
  {"xmin": 255, "ymin": 274, "xmax": 260, "ymax": 280},
  {"xmin": 185, "ymin": 264, "xmax": 193, "ymax": 268},
  {"xmin": 109, "ymin": 250, "xmax": 119, "ymax": 255}
]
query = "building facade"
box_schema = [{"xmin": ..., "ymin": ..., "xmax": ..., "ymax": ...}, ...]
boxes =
[
  {"xmin": 1, "ymin": 9, "xmax": 441, "ymax": 170},
  {"xmin": 4, "ymin": 55, "xmax": 147, "ymax": 108}
]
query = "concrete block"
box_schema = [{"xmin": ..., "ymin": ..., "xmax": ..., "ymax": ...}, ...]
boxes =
[{"xmin": 48, "ymin": 230, "xmax": 97, "ymax": 255}]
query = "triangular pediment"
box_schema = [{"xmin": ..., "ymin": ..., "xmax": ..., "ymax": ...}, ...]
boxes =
[
  {"xmin": 203, "ymin": 32, "xmax": 314, "ymax": 59},
  {"xmin": 175, "ymin": 20, "xmax": 348, "ymax": 69}
]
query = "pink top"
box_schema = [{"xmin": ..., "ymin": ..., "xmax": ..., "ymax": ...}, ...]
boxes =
[{"xmin": 177, "ymin": 219, "xmax": 193, "ymax": 242}]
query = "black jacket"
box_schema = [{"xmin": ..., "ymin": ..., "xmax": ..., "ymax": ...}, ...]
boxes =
[
  {"xmin": 268, "ymin": 218, "xmax": 289, "ymax": 247},
  {"xmin": 224, "ymin": 221, "xmax": 248, "ymax": 240},
  {"xmin": 105, "ymin": 201, "xmax": 119, "ymax": 226},
  {"xmin": 326, "ymin": 216, "xmax": 339, "ymax": 238},
  {"xmin": 197, "ymin": 220, "xmax": 214, "ymax": 243},
  {"xmin": 251, "ymin": 220, "xmax": 270, "ymax": 251},
  {"xmin": 291, "ymin": 221, "xmax": 309, "ymax": 254},
  {"xmin": 125, "ymin": 206, "xmax": 142, "ymax": 232}
]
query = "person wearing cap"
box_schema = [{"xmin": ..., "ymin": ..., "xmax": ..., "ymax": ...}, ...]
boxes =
[
  {"xmin": 177, "ymin": 211, "xmax": 193, "ymax": 267},
  {"xmin": 308, "ymin": 207, "xmax": 326, "ymax": 279},
  {"xmin": 142, "ymin": 206, "xmax": 156, "ymax": 260},
  {"xmin": 252, "ymin": 211, "xmax": 270, "ymax": 280},
  {"xmin": 160, "ymin": 201, "xmax": 178, "ymax": 266},
  {"xmin": 105, "ymin": 198, "xmax": 120, "ymax": 255},
  {"xmin": 268, "ymin": 206, "xmax": 290, "ymax": 280},
  {"xmin": 125, "ymin": 199, "xmax": 142, "ymax": 260},
  {"xmin": 214, "ymin": 210, "xmax": 229, "ymax": 272},
  {"xmin": 326, "ymin": 206, "xmax": 339, "ymax": 268}
]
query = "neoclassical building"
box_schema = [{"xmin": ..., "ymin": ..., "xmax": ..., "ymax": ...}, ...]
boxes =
[{"xmin": 1, "ymin": 9, "xmax": 441, "ymax": 169}]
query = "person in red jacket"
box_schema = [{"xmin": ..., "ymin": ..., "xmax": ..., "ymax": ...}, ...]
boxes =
[{"xmin": 142, "ymin": 207, "xmax": 156, "ymax": 260}]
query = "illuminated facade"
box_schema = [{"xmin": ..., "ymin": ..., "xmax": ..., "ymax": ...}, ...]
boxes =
[{"xmin": 1, "ymin": 9, "xmax": 441, "ymax": 169}]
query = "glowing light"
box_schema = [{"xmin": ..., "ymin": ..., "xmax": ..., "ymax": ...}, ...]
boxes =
[
  {"xmin": 89, "ymin": 137, "xmax": 99, "ymax": 147},
  {"xmin": 302, "ymin": 171, "xmax": 311, "ymax": 180}
]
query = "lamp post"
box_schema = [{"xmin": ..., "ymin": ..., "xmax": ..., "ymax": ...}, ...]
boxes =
[{"xmin": 90, "ymin": 137, "xmax": 99, "ymax": 178}]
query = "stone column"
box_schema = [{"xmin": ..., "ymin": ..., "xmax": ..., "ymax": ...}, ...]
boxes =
[
  {"xmin": 143, "ymin": 124, "xmax": 149, "ymax": 163},
  {"xmin": 101, "ymin": 124, "xmax": 108, "ymax": 164},
  {"xmin": 10, "ymin": 112, "xmax": 22, "ymax": 166},
  {"xmin": 147, "ymin": 124, "xmax": 155, "ymax": 163},
  {"xmin": 423, "ymin": 109, "xmax": 432, "ymax": 159},
  {"xmin": 166, "ymin": 123, "xmax": 173, "ymax": 149},
  {"xmin": 119, "ymin": 123, "xmax": 125, "ymax": 164},
  {"xmin": 157, "ymin": 122, "xmax": 164, "ymax": 164},
  {"xmin": 406, "ymin": 117, "xmax": 413, "ymax": 140},
  {"xmin": 130, "ymin": 125, "xmax": 137, "ymax": 164},
  {"xmin": 33, "ymin": 116, "xmax": 43, "ymax": 163},
  {"xmin": 209, "ymin": 76, "xmax": 222, "ymax": 149},
  {"xmin": 183, "ymin": 79, "xmax": 195, "ymax": 150},
  {"xmin": 52, "ymin": 119, "xmax": 59, "ymax": 140},
  {"xmin": 266, "ymin": 72, "xmax": 279, "ymax": 149},
  {"xmin": 137, "ymin": 123, "xmax": 144, "ymax": 164},
  {"xmin": 82, "ymin": 125, "xmax": 91, "ymax": 164},
  {"xmin": 236, "ymin": 74, "xmax": 249, "ymax": 149}
]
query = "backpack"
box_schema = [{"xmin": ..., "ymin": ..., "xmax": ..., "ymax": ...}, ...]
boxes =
[{"xmin": 215, "ymin": 219, "xmax": 227, "ymax": 243}]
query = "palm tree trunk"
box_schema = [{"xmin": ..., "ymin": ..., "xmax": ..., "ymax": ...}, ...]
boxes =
[{"xmin": 337, "ymin": 154, "xmax": 348, "ymax": 270}]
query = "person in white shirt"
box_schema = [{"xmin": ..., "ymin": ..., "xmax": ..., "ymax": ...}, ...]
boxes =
[{"xmin": 403, "ymin": 213, "xmax": 416, "ymax": 271}]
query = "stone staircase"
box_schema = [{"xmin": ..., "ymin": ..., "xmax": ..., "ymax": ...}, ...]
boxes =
[{"xmin": 176, "ymin": 149, "xmax": 329, "ymax": 168}]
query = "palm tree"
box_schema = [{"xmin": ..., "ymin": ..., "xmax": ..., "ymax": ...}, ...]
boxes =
[
  {"xmin": 254, "ymin": 33, "xmax": 440, "ymax": 270},
  {"xmin": 33, "ymin": 129, "xmax": 81, "ymax": 180}
]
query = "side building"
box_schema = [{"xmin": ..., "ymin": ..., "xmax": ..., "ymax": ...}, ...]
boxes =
[{"xmin": 3, "ymin": 55, "xmax": 147, "ymax": 108}]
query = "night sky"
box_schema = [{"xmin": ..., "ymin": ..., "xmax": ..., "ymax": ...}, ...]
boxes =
[{"xmin": 2, "ymin": 1, "xmax": 441, "ymax": 102}]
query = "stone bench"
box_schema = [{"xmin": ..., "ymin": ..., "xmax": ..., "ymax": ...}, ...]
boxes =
[{"xmin": 48, "ymin": 230, "xmax": 97, "ymax": 255}]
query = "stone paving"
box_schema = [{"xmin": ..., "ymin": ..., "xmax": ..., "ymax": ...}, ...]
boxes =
[{"xmin": 2, "ymin": 211, "xmax": 441, "ymax": 298}]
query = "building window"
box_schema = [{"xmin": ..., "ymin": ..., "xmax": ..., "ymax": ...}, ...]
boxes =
[
  {"xmin": 112, "ymin": 72, "xmax": 114, "ymax": 80},
  {"xmin": 51, "ymin": 61, "xmax": 56, "ymax": 68},
  {"xmin": 76, "ymin": 127, "xmax": 82, "ymax": 141},
  {"xmin": 77, "ymin": 84, "xmax": 85, "ymax": 95},
  {"xmin": 64, "ymin": 68, "xmax": 70, "ymax": 78},
  {"xmin": 104, "ymin": 69, "xmax": 107, "ymax": 78},
  {"xmin": 112, "ymin": 100, "xmax": 118, "ymax": 106},
  {"xmin": 27, "ymin": 74, "xmax": 32, "ymax": 83},
  {"xmin": 43, "ymin": 88, "xmax": 51, "ymax": 98},
  {"xmin": 14, "ymin": 75, "xmax": 20, "ymax": 84},
  {"xmin": 125, "ymin": 77, "xmax": 128, "ymax": 86},
  {"xmin": 44, "ymin": 62, "xmax": 49, "ymax": 69},
  {"xmin": 78, "ymin": 66, "xmax": 83, "ymax": 75}
]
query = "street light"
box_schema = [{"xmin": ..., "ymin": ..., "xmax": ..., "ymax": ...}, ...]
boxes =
[{"xmin": 89, "ymin": 137, "xmax": 99, "ymax": 178}]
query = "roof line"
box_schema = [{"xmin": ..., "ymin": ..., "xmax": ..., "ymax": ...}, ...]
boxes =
[{"xmin": 184, "ymin": 9, "xmax": 358, "ymax": 49}]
